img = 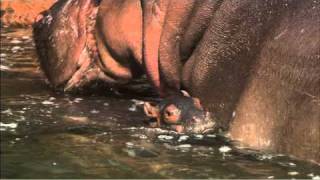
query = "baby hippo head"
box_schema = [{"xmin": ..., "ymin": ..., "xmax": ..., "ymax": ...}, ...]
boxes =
[{"xmin": 144, "ymin": 91, "xmax": 216, "ymax": 134}]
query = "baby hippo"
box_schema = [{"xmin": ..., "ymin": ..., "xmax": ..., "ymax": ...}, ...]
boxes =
[{"xmin": 144, "ymin": 91, "xmax": 215, "ymax": 134}]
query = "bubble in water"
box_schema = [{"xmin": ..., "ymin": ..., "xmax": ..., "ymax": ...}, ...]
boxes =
[
  {"xmin": 42, "ymin": 100, "xmax": 54, "ymax": 105},
  {"xmin": 288, "ymin": 162, "xmax": 296, "ymax": 167},
  {"xmin": 11, "ymin": 46, "xmax": 21, "ymax": 52},
  {"xmin": 219, "ymin": 146, "xmax": 232, "ymax": 153},
  {"xmin": 73, "ymin": 98, "xmax": 83, "ymax": 103},
  {"xmin": 10, "ymin": 39, "xmax": 23, "ymax": 44},
  {"xmin": 126, "ymin": 142, "xmax": 134, "ymax": 147},
  {"xmin": 90, "ymin": 109, "xmax": 100, "ymax": 114},
  {"xmin": 139, "ymin": 135, "xmax": 148, "ymax": 139},
  {"xmin": 206, "ymin": 134, "xmax": 217, "ymax": 138},
  {"xmin": 288, "ymin": 171, "xmax": 299, "ymax": 176},
  {"xmin": 22, "ymin": 36, "xmax": 31, "ymax": 40}
]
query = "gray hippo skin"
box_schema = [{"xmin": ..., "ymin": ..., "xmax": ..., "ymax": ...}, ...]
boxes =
[{"xmin": 33, "ymin": 0, "xmax": 320, "ymax": 163}]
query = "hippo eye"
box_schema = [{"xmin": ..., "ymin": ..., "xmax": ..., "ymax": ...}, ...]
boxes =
[{"xmin": 163, "ymin": 104, "xmax": 181, "ymax": 124}]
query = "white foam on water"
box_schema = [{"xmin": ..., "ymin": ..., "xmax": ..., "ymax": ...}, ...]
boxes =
[
  {"xmin": 128, "ymin": 104, "xmax": 137, "ymax": 112},
  {"xmin": 139, "ymin": 135, "xmax": 148, "ymax": 139},
  {"xmin": 206, "ymin": 134, "xmax": 217, "ymax": 138},
  {"xmin": 22, "ymin": 36, "xmax": 31, "ymax": 40},
  {"xmin": 194, "ymin": 134, "xmax": 204, "ymax": 140},
  {"xmin": 158, "ymin": 135, "xmax": 174, "ymax": 140},
  {"xmin": 122, "ymin": 127, "xmax": 137, "ymax": 130},
  {"xmin": 11, "ymin": 46, "xmax": 21, "ymax": 52},
  {"xmin": 131, "ymin": 99, "xmax": 145, "ymax": 105},
  {"xmin": 73, "ymin": 98, "xmax": 83, "ymax": 103},
  {"xmin": 125, "ymin": 142, "xmax": 134, "ymax": 147},
  {"xmin": 0, "ymin": 122, "xmax": 18, "ymax": 129},
  {"xmin": 90, "ymin": 109, "xmax": 100, "ymax": 114},
  {"xmin": 313, "ymin": 176, "xmax": 320, "ymax": 180},
  {"xmin": 177, "ymin": 144, "xmax": 192, "ymax": 148},
  {"xmin": 1, "ymin": 109, "xmax": 13, "ymax": 115},
  {"xmin": 10, "ymin": 39, "xmax": 23, "ymax": 44},
  {"xmin": 0, "ymin": 65, "xmax": 10, "ymax": 71},
  {"xmin": 288, "ymin": 171, "xmax": 299, "ymax": 176},
  {"xmin": 41, "ymin": 100, "xmax": 54, "ymax": 105},
  {"xmin": 178, "ymin": 135, "xmax": 189, "ymax": 142}
]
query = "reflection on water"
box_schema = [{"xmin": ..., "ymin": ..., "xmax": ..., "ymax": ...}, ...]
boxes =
[{"xmin": 1, "ymin": 28, "xmax": 320, "ymax": 179}]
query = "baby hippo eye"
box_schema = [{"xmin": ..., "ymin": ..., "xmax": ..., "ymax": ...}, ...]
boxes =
[{"xmin": 163, "ymin": 104, "xmax": 181, "ymax": 124}]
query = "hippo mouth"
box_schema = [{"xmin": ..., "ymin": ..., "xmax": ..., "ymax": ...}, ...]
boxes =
[
  {"xmin": 33, "ymin": 0, "xmax": 116, "ymax": 91},
  {"xmin": 171, "ymin": 112, "xmax": 216, "ymax": 134}
]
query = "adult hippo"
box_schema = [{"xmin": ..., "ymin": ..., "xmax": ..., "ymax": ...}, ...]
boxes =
[{"xmin": 33, "ymin": 0, "xmax": 320, "ymax": 163}]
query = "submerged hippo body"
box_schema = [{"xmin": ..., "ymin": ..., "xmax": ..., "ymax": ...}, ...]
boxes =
[{"xmin": 33, "ymin": 0, "xmax": 320, "ymax": 163}]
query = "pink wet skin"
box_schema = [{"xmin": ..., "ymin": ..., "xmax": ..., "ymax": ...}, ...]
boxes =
[
  {"xmin": 33, "ymin": 0, "xmax": 103, "ymax": 89},
  {"xmin": 35, "ymin": 0, "xmax": 168, "ymax": 96},
  {"xmin": 142, "ymin": 0, "xmax": 170, "ymax": 97},
  {"xmin": 172, "ymin": 125, "xmax": 184, "ymax": 133}
]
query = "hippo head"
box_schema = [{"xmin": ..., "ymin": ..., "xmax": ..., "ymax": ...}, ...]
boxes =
[
  {"xmin": 33, "ymin": 0, "xmax": 112, "ymax": 91},
  {"xmin": 144, "ymin": 91, "xmax": 216, "ymax": 134}
]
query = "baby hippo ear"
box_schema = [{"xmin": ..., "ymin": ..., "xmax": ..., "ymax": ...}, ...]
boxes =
[
  {"xmin": 193, "ymin": 97, "xmax": 203, "ymax": 110},
  {"xmin": 181, "ymin": 90, "xmax": 191, "ymax": 97},
  {"xmin": 143, "ymin": 102, "xmax": 160, "ymax": 118}
]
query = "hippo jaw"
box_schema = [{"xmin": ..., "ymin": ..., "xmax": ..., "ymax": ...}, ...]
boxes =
[
  {"xmin": 33, "ymin": 0, "xmax": 117, "ymax": 91},
  {"xmin": 172, "ymin": 111, "xmax": 216, "ymax": 134}
]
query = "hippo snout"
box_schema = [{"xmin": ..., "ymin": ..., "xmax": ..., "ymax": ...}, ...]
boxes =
[{"xmin": 183, "ymin": 112, "xmax": 216, "ymax": 134}]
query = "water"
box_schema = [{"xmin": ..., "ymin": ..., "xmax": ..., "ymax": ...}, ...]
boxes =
[{"xmin": 1, "ymin": 28, "xmax": 320, "ymax": 179}]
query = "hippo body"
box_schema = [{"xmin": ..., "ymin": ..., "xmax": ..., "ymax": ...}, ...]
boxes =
[{"xmin": 33, "ymin": 0, "xmax": 320, "ymax": 163}]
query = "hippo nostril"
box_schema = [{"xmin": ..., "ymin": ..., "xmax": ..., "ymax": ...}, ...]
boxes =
[
  {"xmin": 35, "ymin": 14, "xmax": 44, "ymax": 23},
  {"xmin": 191, "ymin": 117, "xmax": 201, "ymax": 124}
]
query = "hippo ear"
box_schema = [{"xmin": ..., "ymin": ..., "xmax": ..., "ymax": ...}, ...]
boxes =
[
  {"xmin": 181, "ymin": 90, "xmax": 191, "ymax": 97},
  {"xmin": 193, "ymin": 97, "xmax": 203, "ymax": 110},
  {"xmin": 143, "ymin": 102, "xmax": 160, "ymax": 118}
]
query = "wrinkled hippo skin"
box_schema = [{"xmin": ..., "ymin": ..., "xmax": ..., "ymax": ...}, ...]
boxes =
[{"xmin": 33, "ymin": 0, "xmax": 320, "ymax": 163}]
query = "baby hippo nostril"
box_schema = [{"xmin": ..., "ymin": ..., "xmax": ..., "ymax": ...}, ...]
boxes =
[
  {"xmin": 35, "ymin": 14, "xmax": 44, "ymax": 23},
  {"xmin": 190, "ymin": 117, "xmax": 201, "ymax": 124}
]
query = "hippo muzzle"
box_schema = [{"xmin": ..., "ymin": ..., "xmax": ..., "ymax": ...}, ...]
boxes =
[{"xmin": 33, "ymin": 0, "xmax": 116, "ymax": 91}]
